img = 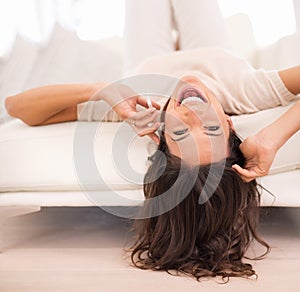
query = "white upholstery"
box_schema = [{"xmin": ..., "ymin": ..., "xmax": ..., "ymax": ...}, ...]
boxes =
[
  {"xmin": 0, "ymin": 120, "xmax": 148, "ymax": 192},
  {"xmin": 260, "ymin": 171, "xmax": 300, "ymax": 207},
  {"xmin": 1, "ymin": 103, "xmax": 299, "ymax": 207},
  {"xmin": 254, "ymin": 33, "xmax": 300, "ymax": 70}
]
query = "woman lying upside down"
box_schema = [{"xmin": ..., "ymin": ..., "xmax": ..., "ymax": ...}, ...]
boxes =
[{"xmin": 5, "ymin": 0, "xmax": 300, "ymax": 282}]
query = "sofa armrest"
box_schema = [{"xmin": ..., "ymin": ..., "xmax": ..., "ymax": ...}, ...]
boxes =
[{"xmin": 253, "ymin": 33, "xmax": 300, "ymax": 70}]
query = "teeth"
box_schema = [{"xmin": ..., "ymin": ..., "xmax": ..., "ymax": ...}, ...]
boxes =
[
  {"xmin": 181, "ymin": 96, "xmax": 204, "ymax": 105},
  {"xmin": 183, "ymin": 89, "xmax": 199, "ymax": 99}
]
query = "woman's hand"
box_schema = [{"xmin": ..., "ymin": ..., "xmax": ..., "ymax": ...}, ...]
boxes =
[
  {"xmin": 233, "ymin": 99, "xmax": 300, "ymax": 182},
  {"xmin": 232, "ymin": 134, "xmax": 278, "ymax": 182},
  {"xmin": 95, "ymin": 83, "xmax": 162, "ymax": 144},
  {"xmin": 126, "ymin": 107, "xmax": 162, "ymax": 144}
]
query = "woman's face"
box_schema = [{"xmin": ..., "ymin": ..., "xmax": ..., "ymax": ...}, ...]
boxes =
[{"xmin": 163, "ymin": 75, "xmax": 232, "ymax": 165}]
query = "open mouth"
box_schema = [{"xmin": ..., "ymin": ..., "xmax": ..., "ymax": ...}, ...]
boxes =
[{"xmin": 178, "ymin": 88, "xmax": 208, "ymax": 106}]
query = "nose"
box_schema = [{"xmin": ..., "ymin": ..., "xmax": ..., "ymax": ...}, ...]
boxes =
[{"xmin": 168, "ymin": 105, "xmax": 203, "ymax": 128}]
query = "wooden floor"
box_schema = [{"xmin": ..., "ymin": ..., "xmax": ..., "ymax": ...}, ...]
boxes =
[{"xmin": 0, "ymin": 206, "xmax": 300, "ymax": 292}]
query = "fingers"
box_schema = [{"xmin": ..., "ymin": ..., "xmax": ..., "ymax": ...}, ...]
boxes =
[
  {"xmin": 147, "ymin": 132, "xmax": 160, "ymax": 145},
  {"xmin": 127, "ymin": 109, "xmax": 161, "ymax": 136},
  {"xmin": 137, "ymin": 96, "xmax": 161, "ymax": 110},
  {"xmin": 130, "ymin": 108, "xmax": 160, "ymax": 129},
  {"xmin": 138, "ymin": 121, "xmax": 161, "ymax": 136},
  {"xmin": 137, "ymin": 110, "xmax": 160, "ymax": 128},
  {"xmin": 232, "ymin": 164, "xmax": 257, "ymax": 182},
  {"xmin": 126, "ymin": 106, "xmax": 161, "ymax": 144}
]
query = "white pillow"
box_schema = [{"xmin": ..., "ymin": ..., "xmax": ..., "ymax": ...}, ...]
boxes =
[
  {"xmin": 24, "ymin": 24, "xmax": 124, "ymax": 89},
  {"xmin": 0, "ymin": 35, "xmax": 39, "ymax": 123}
]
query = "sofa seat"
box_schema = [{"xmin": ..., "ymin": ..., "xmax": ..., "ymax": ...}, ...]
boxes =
[{"xmin": 0, "ymin": 103, "xmax": 300, "ymax": 207}]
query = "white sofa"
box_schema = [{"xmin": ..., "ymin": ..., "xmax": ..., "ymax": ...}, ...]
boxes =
[
  {"xmin": 1, "ymin": 19, "xmax": 300, "ymax": 211},
  {"xmin": 1, "ymin": 103, "xmax": 300, "ymax": 209}
]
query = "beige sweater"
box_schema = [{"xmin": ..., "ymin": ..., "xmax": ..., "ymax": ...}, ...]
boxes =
[{"xmin": 77, "ymin": 47, "xmax": 297, "ymax": 121}]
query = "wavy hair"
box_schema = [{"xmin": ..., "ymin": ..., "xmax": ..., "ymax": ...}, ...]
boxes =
[{"xmin": 129, "ymin": 106, "xmax": 270, "ymax": 282}]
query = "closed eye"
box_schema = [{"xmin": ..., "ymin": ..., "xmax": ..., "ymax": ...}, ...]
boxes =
[
  {"xmin": 204, "ymin": 125, "xmax": 222, "ymax": 136},
  {"xmin": 173, "ymin": 128, "xmax": 189, "ymax": 136},
  {"xmin": 203, "ymin": 125, "xmax": 220, "ymax": 131},
  {"xmin": 171, "ymin": 128, "xmax": 190, "ymax": 141}
]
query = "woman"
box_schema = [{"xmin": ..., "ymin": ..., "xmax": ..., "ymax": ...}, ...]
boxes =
[{"xmin": 4, "ymin": 0, "xmax": 300, "ymax": 282}]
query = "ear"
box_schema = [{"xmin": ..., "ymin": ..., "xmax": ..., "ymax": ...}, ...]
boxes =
[{"xmin": 225, "ymin": 115, "xmax": 236, "ymax": 132}]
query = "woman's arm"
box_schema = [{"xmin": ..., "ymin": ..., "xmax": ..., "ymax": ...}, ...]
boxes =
[
  {"xmin": 4, "ymin": 82, "xmax": 106, "ymax": 126},
  {"xmin": 233, "ymin": 65, "xmax": 300, "ymax": 181},
  {"xmin": 4, "ymin": 82, "xmax": 162, "ymax": 142},
  {"xmin": 278, "ymin": 65, "xmax": 300, "ymax": 95},
  {"xmin": 233, "ymin": 99, "xmax": 300, "ymax": 182}
]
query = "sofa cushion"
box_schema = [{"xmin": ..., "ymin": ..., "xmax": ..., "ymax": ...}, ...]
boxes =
[
  {"xmin": 0, "ymin": 120, "xmax": 148, "ymax": 192},
  {"xmin": 0, "ymin": 103, "xmax": 299, "ymax": 192}
]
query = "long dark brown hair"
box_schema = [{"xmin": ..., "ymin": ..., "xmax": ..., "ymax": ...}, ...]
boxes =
[{"xmin": 129, "ymin": 101, "xmax": 270, "ymax": 282}]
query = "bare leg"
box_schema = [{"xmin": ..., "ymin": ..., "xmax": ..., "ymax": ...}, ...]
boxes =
[
  {"xmin": 123, "ymin": 0, "xmax": 175, "ymax": 75},
  {"xmin": 170, "ymin": 0, "xmax": 232, "ymax": 50}
]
